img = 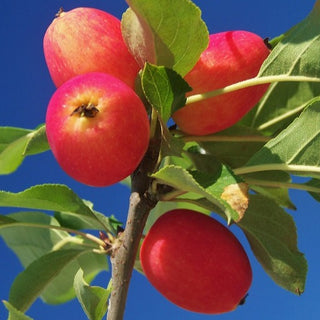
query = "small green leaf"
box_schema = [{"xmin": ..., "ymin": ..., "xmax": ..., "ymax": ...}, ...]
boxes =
[
  {"xmin": 0, "ymin": 125, "xmax": 49, "ymax": 175},
  {"xmin": 74, "ymin": 269, "xmax": 111, "ymax": 320},
  {"xmin": 237, "ymin": 100, "xmax": 320, "ymax": 179},
  {"xmin": 3, "ymin": 301, "xmax": 34, "ymax": 320},
  {"xmin": 23, "ymin": 125, "xmax": 49, "ymax": 156},
  {"xmin": 238, "ymin": 195, "xmax": 307, "ymax": 294},
  {"xmin": 0, "ymin": 127, "xmax": 32, "ymax": 152},
  {"xmin": 242, "ymin": 1, "xmax": 320, "ymax": 134},
  {"xmin": 122, "ymin": 0, "xmax": 208, "ymax": 76},
  {"xmin": 141, "ymin": 63, "xmax": 191, "ymax": 122},
  {"xmin": 152, "ymin": 164, "xmax": 248, "ymax": 222},
  {"xmin": 9, "ymin": 249, "xmax": 88, "ymax": 312}
]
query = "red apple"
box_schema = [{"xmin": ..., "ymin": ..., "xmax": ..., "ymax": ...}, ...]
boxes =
[
  {"xmin": 43, "ymin": 7, "xmax": 140, "ymax": 88},
  {"xmin": 140, "ymin": 209, "xmax": 252, "ymax": 314},
  {"xmin": 172, "ymin": 31, "xmax": 270, "ymax": 135},
  {"xmin": 45, "ymin": 72, "xmax": 150, "ymax": 187}
]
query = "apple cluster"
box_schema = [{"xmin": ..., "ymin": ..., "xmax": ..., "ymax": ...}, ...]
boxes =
[
  {"xmin": 43, "ymin": 6, "xmax": 268, "ymax": 315},
  {"xmin": 43, "ymin": 7, "xmax": 270, "ymax": 187},
  {"xmin": 43, "ymin": 7, "xmax": 150, "ymax": 187}
]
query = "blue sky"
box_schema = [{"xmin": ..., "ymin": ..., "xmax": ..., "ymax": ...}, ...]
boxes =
[{"xmin": 0, "ymin": 0, "xmax": 319, "ymax": 319}]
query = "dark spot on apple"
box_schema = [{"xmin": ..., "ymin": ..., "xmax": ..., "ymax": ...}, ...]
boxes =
[
  {"xmin": 238, "ymin": 293, "xmax": 249, "ymax": 306},
  {"xmin": 71, "ymin": 103, "xmax": 99, "ymax": 118}
]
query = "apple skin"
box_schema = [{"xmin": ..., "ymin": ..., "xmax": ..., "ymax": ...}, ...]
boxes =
[
  {"xmin": 172, "ymin": 31, "xmax": 270, "ymax": 135},
  {"xmin": 43, "ymin": 7, "xmax": 140, "ymax": 88},
  {"xmin": 45, "ymin": 72, "xmax": 150, "ymax": 187},
  {"xmin": 140, "ymin": 209, "xmax": 252, "ymax": 314}
]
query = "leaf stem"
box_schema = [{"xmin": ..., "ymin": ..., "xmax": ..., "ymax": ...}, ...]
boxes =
[
  {"xmin": 234, "ymin": 163, "xmax": 320, "ymax": 176},
  {"xmin": 186, "ymin": 75, "xmax": 320, "ymax": 105},
  {"xmin": 244, "ymin": 178, "xmax": 320, "ymax": 194},
  {"xmin": 181, "ymin": 134, "xmax": 271, "ymax": 143}
]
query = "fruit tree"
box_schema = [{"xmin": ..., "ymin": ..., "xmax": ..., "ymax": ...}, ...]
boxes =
[{"xmin": 1, "ymin": 0, "xmax": 320, "ymax": 319}]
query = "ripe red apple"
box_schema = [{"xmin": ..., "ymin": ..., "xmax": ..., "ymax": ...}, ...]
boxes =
[
  {"xmin": 172, "ymin": 31, "xmax": 270, "ymax": 135},
  {"xmin": 43, "ymin": 7, "xmax": 140, "ymax": 88},
  {"xmin": 140, "ymin": 209, "xmax": 252, "ymax": 314},
  {"xmin": 45, "ymin": 72, "xmax": 150, "ymax": 187}
]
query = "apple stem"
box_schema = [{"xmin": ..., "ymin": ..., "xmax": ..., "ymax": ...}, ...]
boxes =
[
  {"xmin": 185, "ymin": 75, "xmax": 320, "ymax": 105},
  {"xmin": 107, "ymin": 130, "xmax": 161, "ymax": 320}
]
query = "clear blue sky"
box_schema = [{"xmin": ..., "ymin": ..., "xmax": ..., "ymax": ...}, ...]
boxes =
[{"xmin": 0, "ymin": 0, "xmax": 319, "ymax": 319}]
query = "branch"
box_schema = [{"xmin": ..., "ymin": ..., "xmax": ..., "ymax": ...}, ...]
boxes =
[{"xmin": 106, "ymin": 132, "xmax": 161, "ymax": 320}]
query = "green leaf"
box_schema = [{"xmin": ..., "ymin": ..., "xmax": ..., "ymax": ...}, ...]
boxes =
[
  {"xmin": 0, "ymin": 125, "xmax": 49, "ymax": 175},
  {"xmin": 9, "ymin": 249, "xmax": 88, "ymax": 312},
  {"xmin": 0, "ymin": 211, "xmax": 109, "ymax": 305},
  {"xmin": 242, "ymin": 1, "xmax": 320, "ymax": 134},
  {"xmin": 0, "ymin": 211, "xmax": 70, "ymax": 268},
  {"xmin": 236, "ymin": 100, "xmax": 320, "ymax": 179},
  {"xmin": 304, "ymin": 178, "xmax": 320, "ymax": 202},
  {"xmin": 54, "ymin": 211, "xmax": 122, "ymax": 234},
  {"xmin": 152, "ymin": 164, "xmax": 248, "ymax": 223},
  {"xmin": 122, "ymin": 0, "xmax": 209, "ymax": 76},
  {"xmin": 3, "ymin": 301, "xmax": 34, "ymax": 320},
  {"xmin": 251, "ymin": 185, "xmax": 296, "ymax": 210},
  {"xmin": 74, "ymin": 269, "xmax": 111, "ymax": 320},
  {"xmin": 141, "ymin": 63, "xmax": 191, "ymax": 122},
  {"xmin": 0, "ymin": 184, "xmax": 109, "ymax": 230},
  {"xmin": 238, "ymin": 195, "xmax": 307, "ymax": 294},
  {"xmin": 199, "ymin": 125, "xmax": 268, "ymax": 168}
]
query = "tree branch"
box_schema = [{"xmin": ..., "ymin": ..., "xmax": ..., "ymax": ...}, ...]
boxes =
[{"xmin": 106, "ymin": 133, "xmax": 161, "ymax": 320}]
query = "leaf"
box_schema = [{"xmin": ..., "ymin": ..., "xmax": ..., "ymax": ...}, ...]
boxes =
[
  {"xmin": 0, "ymin": 211, "xmax": 69, "ymax": 268},
  {"xmin": 304, "ymin": 178, "xmax": 320, "ymax": 202},
  {"xmin": 9, "ymin": 249, "xmax": 88, "ymax": 312},
  {"xmin": 152, "ymin": 164, "xmax": 248, "ymax": 223},
  {"xmin": 237, "ymin": 100, "xmax": 320, "ymax": 179},
  {"xmin": 238, "ymin": 195, "xmax": 307, "ymax": 294},
  {"xmin": 199, "ymin": 125, "xmax": 268, "ymax": 168},
  {"xmin": 0, "ymin": 211, "xmax": 109, "ymax": 305},
  {"xmin": 3, "ymin": 301, "xmax": 34, "ymax": 320},
  {"xmin": 250, "ymin": 185, "xmax": 296, "ymax": 210},
  {"xmin": 74, "ymin": 269, "xmax": 111, "ymax": 320},
  {"xmin": 0, "ymin": 125, "xmax": 49, "ymax": 175},
  {"xmin": 122, "ymin": 0, "xmax": 209, "ymax": 76},
  {"xmin": 0, "ymin": 184, "xmax": 109, "ymax": 230},
  {"xmin": 242, "ymin": 1, "xmax": 320, "ymax": 134},
  {"xmin": 54, "ymin": 211, "xmax": 122, "ymax": 233},
  {"xmin": 141, "ymin": 63, "xmax": 191, "ymax": 122}
]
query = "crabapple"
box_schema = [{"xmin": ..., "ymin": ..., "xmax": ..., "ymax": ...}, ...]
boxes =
[
  {"xmin": 140, "ymin": 209, "xmax": 252, "ymax": 314},
  {"xmin": 172, "ymin": 31, "xmax": 270, "ymax": 135},
  {"xmin": 43, "ymin": 7, "xmax": 140, "ymax": 88},
  {"xmin": 45, "ymin": 72, "xmax": 150, "ymax": 187}
]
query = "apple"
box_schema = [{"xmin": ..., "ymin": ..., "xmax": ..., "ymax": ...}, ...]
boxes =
[
  {"xmin": 45, "ymin": 72, "xmax": 150, "ymax": 187},
  {"xmin": 43, "ymin": 7, "xmax": 140, "ymax": 88},
  {"xmin": 172, "ymin": 31, "xmax": 270, "ymax": 135},
  {"xmin": 140, "ymin": 209, "xmax": 252, "ymax": 314}
]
